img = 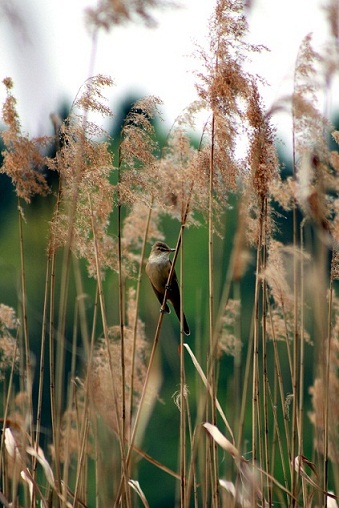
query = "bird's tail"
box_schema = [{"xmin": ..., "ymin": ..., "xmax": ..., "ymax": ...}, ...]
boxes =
[
  {"xmin": 172, "ymin": 303, "xmax": 190, "ymax": 336},
  {"xmin": 182, "ymin": 315, "xmax": 190, "ymax": 336}
]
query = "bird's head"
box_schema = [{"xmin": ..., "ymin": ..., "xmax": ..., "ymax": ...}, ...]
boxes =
[
  {"xmin": 151, "ymin": 241, "xmax": 175, "ymax": 254},
  {"xmin": 149, "ymin": 241, "xmax": 175, "ymax": 262}
]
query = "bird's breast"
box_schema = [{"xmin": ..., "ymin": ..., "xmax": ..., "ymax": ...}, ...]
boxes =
[{"xmin": 146, "ymin": 258, "xmax": 170, "ymax": 292}]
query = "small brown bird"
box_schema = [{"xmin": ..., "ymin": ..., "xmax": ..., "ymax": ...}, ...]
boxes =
[{"xmin": 145, "ymin": 241, "xmax": 190, "ymax": 336}]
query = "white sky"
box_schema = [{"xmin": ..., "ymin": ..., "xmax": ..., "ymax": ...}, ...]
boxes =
[{"xmin": 0, "ymin": 0, "xmax": 335, "ymax": 150}]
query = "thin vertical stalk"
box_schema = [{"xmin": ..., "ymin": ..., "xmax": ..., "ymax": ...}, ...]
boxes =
[
  {"xmin": 177, "ymin": 139, "xmax": 193, "ymax": 507},
  {"xmin": 73, "ymin": 406, "xmax": 90, "ymax": 507},
  {"xmin": 85, "ymin": 286, "xmax": 100, "ymax": 507},
  {"xmin": 232, "ymin": 281, "xmax": 241, "ymax": 439},
  {"xmin": 184, "ymin": 377, "xmax": 199, "ymax": 508},
  {"xmin": 48, "ymin": 175, "xmax": 63, "ymax": 492},
  {"xmin": 73, "ymin": 409, "xmax": 90, "ymax": 507},
  {"xmin": 267, "ymin": 383, "xmax": 289, "ymax": 504},
  {"xmin": 236, "ymin": 306, "xmax": 254, "ymax": 450},
  {"xmin": 53, "ymin": 188, "xmax": 80, "ymax": 497},
  {"xmin": 88, "ymin": 194, "xmax": 130, "ymax": 507},
  {"xmin": 72, "ymin": 257, "xmax": 90, "ymax": 358},
  {"xmin": 63, "ymin": 295, "xmax": 82, "ymax": 506},
  {"xmin": 33, "ymin": 257, "xmax": 50, "ymax": 476},
  {"xmin": 18, "ymin": 205, "xmax": 33, "ymax": 437},
  {"xmin": 55, "ymin": 239, "xmax": 72, "ymax": 434},
  {"xmin": 179, "ymin": 226, "xmax": 187, "ymax": 508},
  {"xmin": 0, "ymin": 338, "xmax": 18, "ymax": 503},
  {"xmin": 291, "ymin": 103, "xmax": 299, "ymax": 506},
  {"xmin": 252, "ymin": 205, "xmax": 263, "ymax": 467},
  {"xmin": 18, "ymin": 204, "xmax": 36, "ymax": 508},
  {"xmin": 94, "ymin": 418, "xmax": 99, "ymax": 508},
  {"xmin": 299, "ymin": 221, "xmax": 307, "ymax": 502},
  {"xmin": 48, "ymin": 251, "xmax": 59, "ymax": 491},
  {"xmin": 252, "ymin": 198, "xmax": 265, "ymax": 504},
  {"xmin": 208, "ymin": 112, "xmax": 219, "ymax": 508},
  {"xmin": 267, "ymin": 297, "xmax": 291, "ymax": 472},
  {"xmin": 117, "ymin": 202, "xmax": 127, "ymax": 448},
  {"xmin": 129, "ymin": 203, "xmax": 154, "ymax": 440},
  {"xmin": 291, "ymin": 217, "xmax": 300, "ymax": 505},
  {"xmin": 261, "ymin": 197, "xmax": 271, "ymax": 505},
  {"xmin": 117, "ymin": 146, "xmax": 128, "ymax": 504},
  {"xmin": 324, "ymin": 258, "xmax": 334, "ymax": 507}
]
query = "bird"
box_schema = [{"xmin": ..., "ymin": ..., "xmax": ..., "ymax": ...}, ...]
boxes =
[{"xmin": 145, "ymin": 241, "xmax": 190, "ymax": 336}]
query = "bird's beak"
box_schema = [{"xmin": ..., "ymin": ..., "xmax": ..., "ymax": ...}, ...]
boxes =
[{"xmin": 169, "ymin": 248, "xmax": 176, "ymax": 252}]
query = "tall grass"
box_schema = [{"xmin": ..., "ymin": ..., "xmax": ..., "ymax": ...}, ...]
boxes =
[{"xmin": 0, "ymin": 0, "xmax": 339, "ymax": 506}]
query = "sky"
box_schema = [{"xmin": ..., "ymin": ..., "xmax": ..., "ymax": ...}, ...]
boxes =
[{"xmin": 0, "ymin": 0, "xmax": 335, "ymax": 148}]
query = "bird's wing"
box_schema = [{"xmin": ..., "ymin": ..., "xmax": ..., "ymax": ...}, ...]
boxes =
[
  {"xmin": 167, "ymin": 267, "xmax": 181, "ymax": 305},
  {"xmin": 150, "ymin": 283, "xmax": 170, "ymax": 314},
  {"xmin": 168, "ymin": 274, "xmax": 190, "ymax": 335}
]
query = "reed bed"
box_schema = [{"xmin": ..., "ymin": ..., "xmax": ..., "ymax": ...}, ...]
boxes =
[{"xmin": 0, "ymin": 0, "xmax": 339, "ymax": 506}]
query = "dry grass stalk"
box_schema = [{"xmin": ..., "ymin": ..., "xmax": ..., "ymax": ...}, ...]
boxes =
[
  {"xmin": 309, "ymin": 293, "xmax": 339, "ymax": 465},
  {"xmin": 1, "ymin": 78, "xmax": 50, "ymax": 204},
  {"xmin": 89, "ymin": 288, "xmax": 150, "ymax": 439},
  {"xmin": 47, "ymin": 76, "xmax": 116, "ymax": 278}
]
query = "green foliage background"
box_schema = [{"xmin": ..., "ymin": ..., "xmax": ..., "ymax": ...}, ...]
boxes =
[{"xmin": 0, "ymin": 108, "xmax": 322, "ymax": 505}]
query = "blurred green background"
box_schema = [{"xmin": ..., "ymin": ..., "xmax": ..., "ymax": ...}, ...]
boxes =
[{"xmin": 0, "ymin": 98, "xmax": 328, "ymax": 505}]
